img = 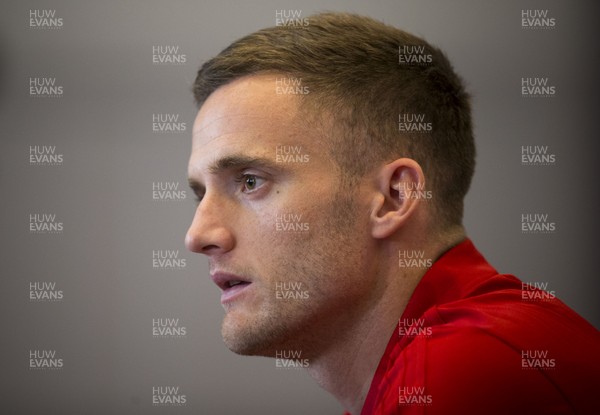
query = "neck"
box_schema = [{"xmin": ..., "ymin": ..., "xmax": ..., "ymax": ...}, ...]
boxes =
[
  {"xmin": 305, "ymin": 231, "xmax": 465, "ymax": 414},
  {"xmin": 306, "ymin": 292, "xmax": 408, "ymax": 414}
]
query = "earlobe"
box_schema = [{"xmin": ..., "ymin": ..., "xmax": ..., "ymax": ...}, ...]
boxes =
[{"xmin": 370, "ymin": 158, "xmax": 425, "ymax": 239}]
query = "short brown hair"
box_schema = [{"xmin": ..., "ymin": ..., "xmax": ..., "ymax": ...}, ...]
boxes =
[{"xmin": 193, "ymin": 12, "xmax": 475, "ymax": 229}]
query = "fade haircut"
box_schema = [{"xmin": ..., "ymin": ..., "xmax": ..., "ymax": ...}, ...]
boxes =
[{"xmin": 193, "ymin": 12, "xmax": 475, "ymax": 230}]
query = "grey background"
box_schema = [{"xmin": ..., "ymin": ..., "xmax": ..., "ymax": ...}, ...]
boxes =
[{"xmin": 1, "ymin": 0, "xmax": 598, "ymax": 413}]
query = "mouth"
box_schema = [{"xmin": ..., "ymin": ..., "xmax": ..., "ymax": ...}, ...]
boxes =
[{"xmin": 210, "ymin": 272, "xmax": 253, "ymax": 304}]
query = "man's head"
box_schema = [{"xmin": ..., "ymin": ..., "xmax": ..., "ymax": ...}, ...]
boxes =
[
  {"xmin": 186, "ymin": 13, "xmax": 475, "ymax": 358},
  {"xmin": 193, "ymin": 12, "xmax": 475, "ymax": 230}
]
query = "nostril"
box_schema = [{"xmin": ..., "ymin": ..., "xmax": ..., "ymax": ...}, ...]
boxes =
[{"xmin": 202, "ymin": 244, "xmax": 221, "ymax": 253}]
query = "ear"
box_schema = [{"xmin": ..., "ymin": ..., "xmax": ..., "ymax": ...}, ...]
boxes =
[{"xmin": 370, "ymin": 158, "xmax": 426, "ymax": 239}]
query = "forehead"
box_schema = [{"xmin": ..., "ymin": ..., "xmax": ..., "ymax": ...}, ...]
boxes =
[{"xmin": 191, "ymin": 75, "xmax": 310, "ymax": 153}]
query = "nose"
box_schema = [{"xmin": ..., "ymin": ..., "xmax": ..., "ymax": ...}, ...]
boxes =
[{"xmin": 185, "ymin": 194, "xmax": 235, "ymax": 256}]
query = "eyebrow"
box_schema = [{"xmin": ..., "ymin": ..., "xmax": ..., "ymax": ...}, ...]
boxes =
[{"xmin": 207, "ymin": 154, "xmax": 279, "ymax": 174}]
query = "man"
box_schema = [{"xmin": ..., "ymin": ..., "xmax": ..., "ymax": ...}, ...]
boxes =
[{"xmin": 185, "ymin": 12, "xmax": 599, "ymax": 414}]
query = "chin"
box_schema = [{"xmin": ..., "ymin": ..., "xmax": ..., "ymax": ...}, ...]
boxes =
[
  {"xmin": 221, "ymin": 314, "xmax": 292, "ymax": 358},
  {"xmin": 222, "ymin": 331, "xmax": 269, "ymax": 357},
  {"xmin": 221, "ymin": 317, "xmax": 269, "ymax": 356}
]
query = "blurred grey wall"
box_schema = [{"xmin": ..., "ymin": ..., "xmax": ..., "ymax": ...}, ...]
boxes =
[{"xmin": 1, "ymin": 0, "xmax": 598, "ymax": 413}]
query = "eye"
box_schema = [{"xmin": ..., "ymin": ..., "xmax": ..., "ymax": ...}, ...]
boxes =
[
  {"xmin": 244, "ymin": 175, "xmax": 257, "ymax": 190},
  {"xmin": 236, "ymin": 174, "xmax": 265, "ymax": 193},
  {"xmin": 189, "ymin": 184, "xmax": 205, "ymax": 205}
]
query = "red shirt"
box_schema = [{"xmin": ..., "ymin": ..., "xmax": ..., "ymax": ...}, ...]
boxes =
[{"xmin": 353, "ymin": 239, "xmax": 599, "ymax": 414}]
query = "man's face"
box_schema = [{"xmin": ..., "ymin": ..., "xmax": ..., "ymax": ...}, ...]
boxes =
[{"xmin": 186, "ymin": 75, "xmax": 377, "ymax": 357}]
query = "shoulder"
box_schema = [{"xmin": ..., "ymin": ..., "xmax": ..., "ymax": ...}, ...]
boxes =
[
  {"xmin": 381, "ymin": 297, "xmax": 600, "ymax": 414},
  {"xmin": 370, "ymin": 327, "xmax": 584, "ymax": 415}
]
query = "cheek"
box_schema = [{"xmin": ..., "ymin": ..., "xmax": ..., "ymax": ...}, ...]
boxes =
[
  {"xmin": 245, "ymin": 188, "xmax": 312, "ymax": 242},
  {"xmin": 242, "ymin": 182, "xmax": 364, "ymax": 273}
]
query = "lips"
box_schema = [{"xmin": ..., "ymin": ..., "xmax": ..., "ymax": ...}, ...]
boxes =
[{"xmin": 210, "ymin": 272, "xmax": 253, "ymax": 304}]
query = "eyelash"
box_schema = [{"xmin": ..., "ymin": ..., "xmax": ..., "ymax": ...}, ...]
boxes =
[
  {"xmin": 193, "ymin": 173, "xmax": 265, "ymax": 205},
  {"xmin": 234, "ymin": 173, "xmax": 263, "ymax": 193}
]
